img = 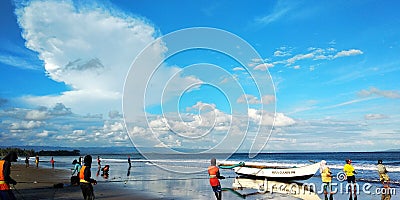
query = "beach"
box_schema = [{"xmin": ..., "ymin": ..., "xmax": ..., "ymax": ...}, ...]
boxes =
[{"xmin": 8, "ymin": 152, "xmax": 400, "ymax": 200}]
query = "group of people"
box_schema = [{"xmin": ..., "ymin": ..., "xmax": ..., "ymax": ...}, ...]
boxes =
[
  {"xmin": 208, "ymin": 158, "xmax": 391, "ymax": 200},
  {"xmin": 320, "ymin": 159, "xmax": 390, "ymax": 200},
  {"xmin": 23, "ymin": 155, "xmax": 56, "ymax": 168},
  {"xmin": 70, "ymin": 155, "xmax": 131, "ymax": 200}
]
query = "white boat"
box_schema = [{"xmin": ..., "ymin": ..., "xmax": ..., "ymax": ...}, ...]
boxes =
[{"xmin": 218, "ymin": 161, "xmax": 321, "ymax": 181}]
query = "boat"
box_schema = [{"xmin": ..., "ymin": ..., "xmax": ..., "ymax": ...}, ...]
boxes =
[{"xmin": 218, "ymin": 161, "xmax": 321, "ymax": 181}]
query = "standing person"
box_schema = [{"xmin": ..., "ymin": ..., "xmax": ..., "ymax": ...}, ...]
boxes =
[
  {"xmin": 71, "ymin": 159, "xmax": 81, "ymax": 176},
  {"xmin": 97, "ymin": 156, "xmax": 101, "ymax": 167},
  {"xmin": 25, "ymin": 156, "xmax": 29, "ymax": 168},
  {"xmin": 320, "ymin": 160, "xmax": 333, "ymax": 200},
  {"xmin": 79, "ymin": 155, "xmax": 97, "ymax": 200},
  {"xmin": 0, "ymin": 151, "xmax": 18, "ymax": 200},
  {"xmin": 377, "ymin": 160, "xmax": 390, "ymax": 188},
  {"xmin": 35, "ymin": 154, "xmax": 39, "ymax": 168},
  {"xmin": 343, "ymin": 159, "xmax": 357, "ymax": 195},
  {"xmin": 50, "ymin": 157, "xmax": 55, "ymax": 168},
  {"xmin": 208, "ymin": 158, "xmax": 225, "ymax": 200},
  {"xmin": 79, "ymin": 156, "xmax": 83, "ymax": 166},
  {"xmin": 127, "ymin": 155, "xmax": 131, "ymax": 168}
]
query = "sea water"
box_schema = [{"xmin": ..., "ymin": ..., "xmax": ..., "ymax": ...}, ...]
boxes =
[{"xmin": 22, "ymin": 151, "xmax": 400, "ymax": 199}]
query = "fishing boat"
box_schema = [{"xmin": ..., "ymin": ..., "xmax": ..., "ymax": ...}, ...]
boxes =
[{"xmin": 218, "ymin": 161, "xmax": 321, "ymax": 181}]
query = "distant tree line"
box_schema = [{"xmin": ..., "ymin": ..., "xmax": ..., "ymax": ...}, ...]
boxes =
[
  {"xmin": 0, "ymin": 148, "xmax": 80, "ymax": 157},
  {"xmin": 0, "ymin": 148, "xmax": 35, "ymax": 157},
  {"xmin": 38, "ymin": 150, "xmax": 80, "ymax": 156}
]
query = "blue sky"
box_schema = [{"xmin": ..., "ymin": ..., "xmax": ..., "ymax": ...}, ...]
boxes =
[{"xmin": 0, "ymin": 0, "xmax": 399, "ymax": 153}]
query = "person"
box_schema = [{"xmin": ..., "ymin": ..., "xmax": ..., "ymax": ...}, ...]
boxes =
[
  {"xmin": 79, "ymin": 155, "xmax": 97, "ymax": 200},
  {"xmin": 101, "ymin": 165, "xmax": 110, "ymax": 179},
  {"xmin": 320, "ymin": 160, "xmax": 333, "ymax": 200},
  {"xmin": 128, "ymin": 155, "xmax": 131, "ymax": 168},
  {"xmin": 97, "ymin": 156, "xmax": 101, "ymax": 167},
  {"xmin": 35, "ymin": 154, "xmax": 39, "ymax": 168},
  {"xmin": 208, "ymin": 158, "xmax": 225, "ymax": 200},
  {"xmin": 25, "ymin": 156, "xmax": 29, "ymax": 168},
  {"xmin": 377, "ymin": 160, "xmax": 390, "ymax": 188},
  {"xmin": 50, "ymin": 157, "xmax": 55, "ymax": 168},
  {"xmin": 79, "ymin": 156, "xmax": 83, "ymax": 166},
  {"xmin": 343, "ymin": 159, "xmax": 357, "ymax": 195},
  {"xmin": 71, "ymin": 159, "xmax": 81, "ymax": 176},
  {"xmin": 71, "ymin": 159, "xmax": 81, "ymax": 186},
  {"xmin": 0, "ymin": 151, "xmax": 18, "ymax": 200}
]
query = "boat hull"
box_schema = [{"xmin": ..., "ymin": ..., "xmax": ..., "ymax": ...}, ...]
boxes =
[{"xmin": 220, "ymin": 161, "xmax": 320, "ymax": 181}]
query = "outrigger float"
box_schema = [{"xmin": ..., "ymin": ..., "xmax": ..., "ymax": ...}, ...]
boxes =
[
  {"xmin": 227, "ymin": 177, "xmax": 321, "ymax": 200},
  {"xmin": 218, "ymin": 161, "xmax": 321, "ymax": 181}
]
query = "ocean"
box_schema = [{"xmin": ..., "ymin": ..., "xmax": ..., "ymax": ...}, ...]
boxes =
[{"xmin": 21, "ymin": 151, "xmax": 400, "ymax": 199}]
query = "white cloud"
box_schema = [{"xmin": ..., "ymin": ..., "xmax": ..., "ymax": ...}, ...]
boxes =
[
  {"xmin": 10, "ymin": 120, "xmax": 44, "ymax": 130},
  {"xmin": 365, "ymin": 114, "xmax": 387, "ymax": 120},
  {"xmin": 233, "ymin": 67, "xmax": 245, "ymax": 71},
  {"xmin": 334, "ymin": 49, "xmax": 363, "ymax": 58},
  {"xmin": 358, "ymin": 87, "xmax": 400, "ymax": 99},
  {"xmin": 36, "ymin": 130, "xmax": 50, "ymax": 137},
  {"xmin": 286, "ymin": 53, "xmax": 314, "ymax": 65},
  {"xmin": 248, "ymin": 108, "xmax": 295, "ymax": 126},
  {"xmin": 334, "ymin": 49, "xmax": 364, "ymax": 58},
  {"xmin": 237, "ymin": 94, "xmax": 260, "ymax": 104},
  {"xmin": 237, "ymin": 94, "xmax": 275, "ymax": 105},
  {"xmin": 254, "ymin": 63, "xmax": 274, "ymax": 71},
  {"xmin": 255, "ymin": 1, "xmax": 294, "ymax": 25},
  {"xmin": 15, "ymin": 0, "xmax": 164, "ymax": 115},
  {"xmin": 25, "ymin": 110, "xmax": 47, "ymax": 120}
]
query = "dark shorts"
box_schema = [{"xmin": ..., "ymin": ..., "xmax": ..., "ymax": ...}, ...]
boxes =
[
  {"xmin": 80, "ymin": 183, "xmax": 94, "ymax": 200},
  {"xmin": 211, "ymin": 185, "xmax": 221, "ymax": 192},
  {"xmin": 347, "ymin": 175, "xmax": 356, "ymax": 183}
]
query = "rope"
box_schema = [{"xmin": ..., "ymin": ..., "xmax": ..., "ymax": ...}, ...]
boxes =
[
  {"xmin": 11, "ymin": 185, "xmax": 26, "ymax": 200},
  {"xmin": 96, "ymin": 176, "xmax": 237, "ymax": 183}
]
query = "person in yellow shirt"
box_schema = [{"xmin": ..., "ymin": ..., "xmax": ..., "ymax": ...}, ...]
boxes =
[
  {"xmin": 343, "ymin": 159, "xmax": 357, "ymax": 194},
  {"xmin": 377, "ymin": 160, "xmax": 390, "ymax": 188},
  {"xmin": 320, "ymin": 160, "xmax": 333, "ymax": 200}
]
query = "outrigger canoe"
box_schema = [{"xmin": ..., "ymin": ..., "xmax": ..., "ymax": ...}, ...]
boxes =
[{"xmin": 218, "ymin": 161, "xmax": 321, "ymax": 181}]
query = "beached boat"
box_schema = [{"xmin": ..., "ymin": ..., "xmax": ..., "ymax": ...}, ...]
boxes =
[{"xmin": 218, "ymin": 161, "xmax": 320, "ymax": 181}]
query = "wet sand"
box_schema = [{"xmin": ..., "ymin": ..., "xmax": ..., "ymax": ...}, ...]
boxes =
[{"xmin": 9, "ymin": 164, "xmax": 158, "ymax": 200}]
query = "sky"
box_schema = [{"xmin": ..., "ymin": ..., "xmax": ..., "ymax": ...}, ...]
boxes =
[{"xmin": 0, "ymin": 0, "xmax": 399, "ymax": 153}]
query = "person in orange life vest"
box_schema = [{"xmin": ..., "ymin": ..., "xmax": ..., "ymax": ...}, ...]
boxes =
[
  {"xmin": 79, "ymin": 155, "xmax": 97, "ymax": 200},
  {"xmin": 50, "ymin": 157, "xmax": 55, "ymax": 168},
  {"xmin": 101, "ymin": 165, "xmax": 110, "ymax": 179},
  {"xmin": 0, "ymin": 151, "xmax": 18, "ymax": 200},
  {"xmin": 208, "ymin": 158, "xmax": 225, "ymax": 200}
]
